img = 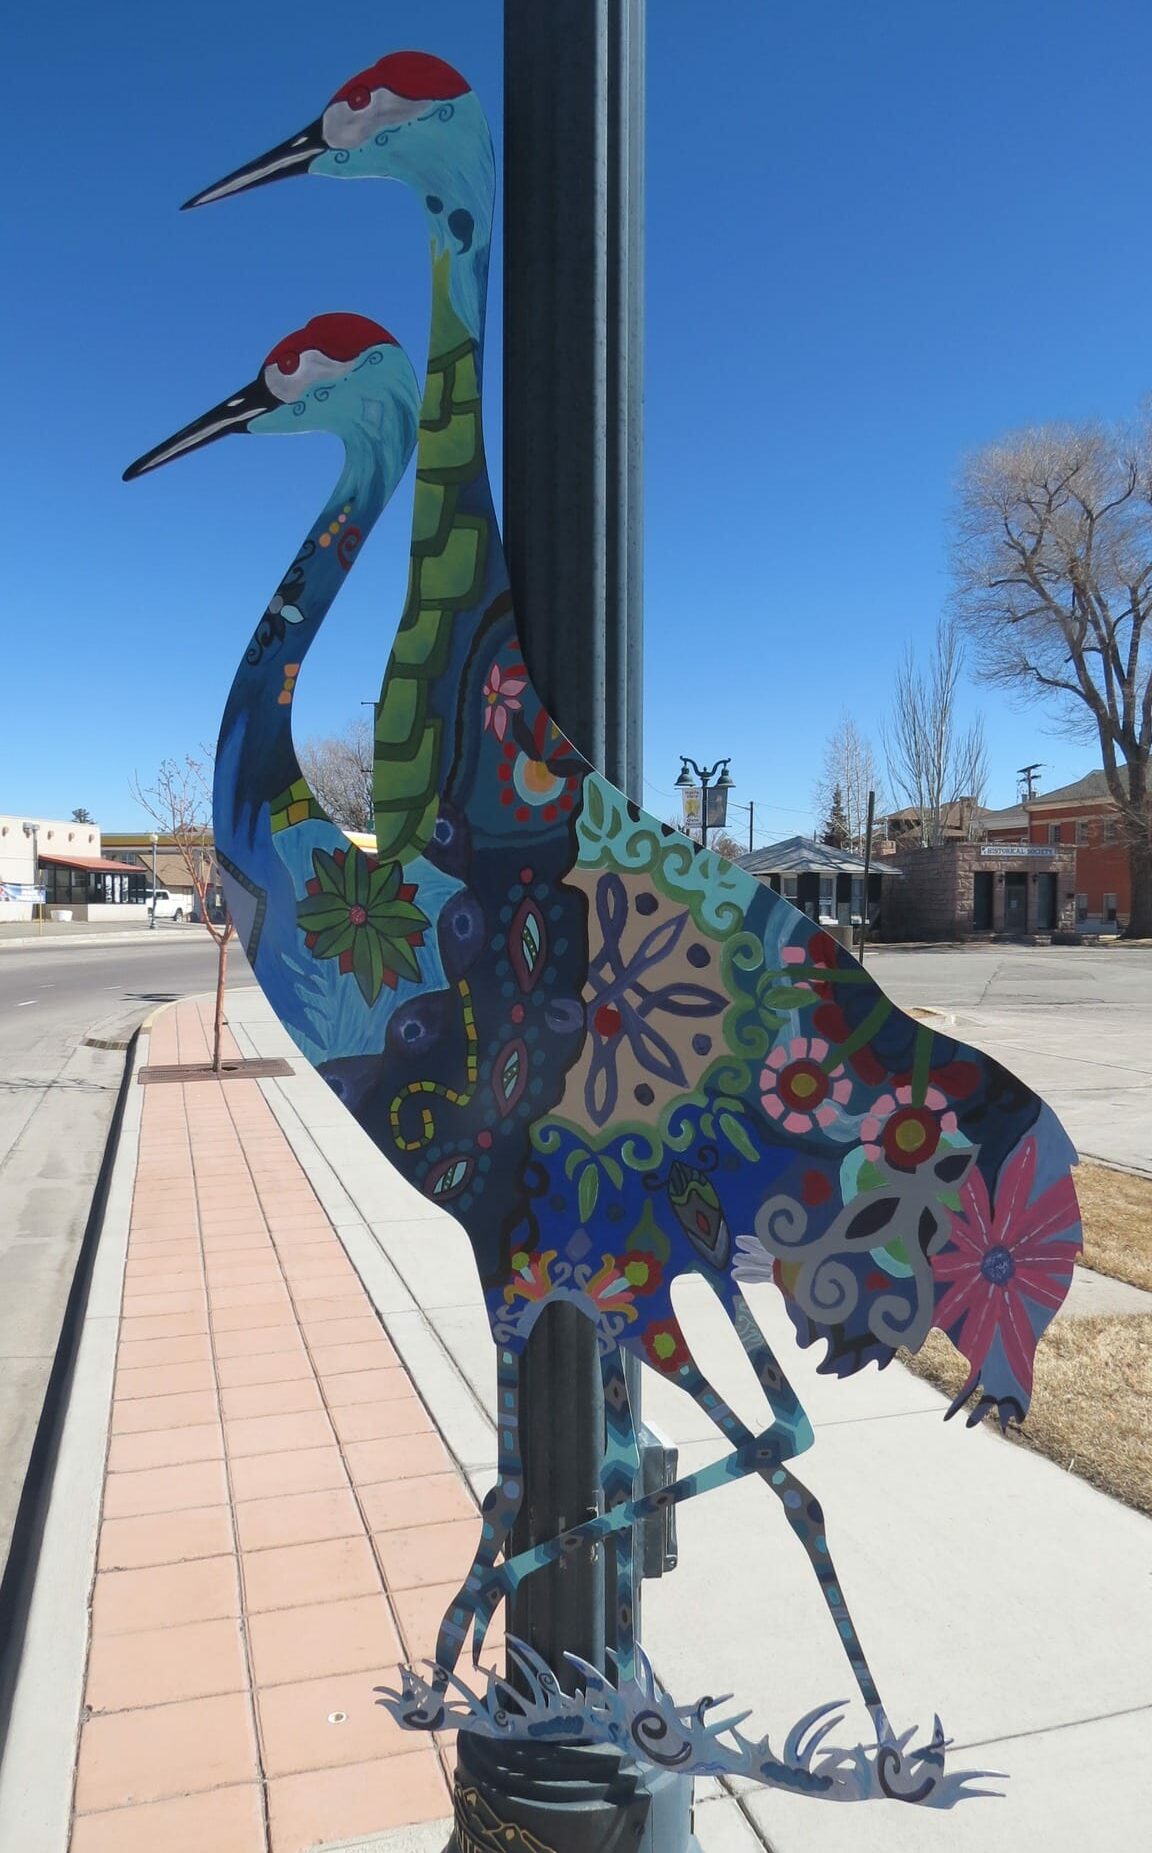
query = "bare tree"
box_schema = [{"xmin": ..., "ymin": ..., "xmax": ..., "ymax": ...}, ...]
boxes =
[
  {"xmin": 812, "ymin": 714, "xmax": 885, "ymax": 852},
  {"xmin": 666, "ymin": 814, "xmax": 747, "ymax": 862},
  {"xmin": 297, "ymin": 715, "xmax": 374, "ymax": 833},
  {"xmin": 820, "ymin": 784, "xmax": 849, "ymax": 849},
  {"xmin": 705, "ymin": 831, "xmax": 748, "ymax": 862},
  {"xmin": 883, "ymin": 618, "xmax": 987, "ymax": 847},
  {"xmin": 130, "ymin": 756, "xmax": 235, "ymax": 1074},
  {"xmin": 953, "ymin": 419, "xmax": 1152, "ymax": 934}
]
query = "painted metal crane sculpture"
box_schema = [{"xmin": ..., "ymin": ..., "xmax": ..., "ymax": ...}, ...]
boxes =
[{"xmin": 128, "ymin": 49, "xmax": 1083, "ymax": 1808}]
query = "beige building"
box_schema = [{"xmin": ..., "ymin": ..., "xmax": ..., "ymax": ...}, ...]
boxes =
[{"xmin": 101, "ymin": 832, "xmax": 225, "ymax": 922}]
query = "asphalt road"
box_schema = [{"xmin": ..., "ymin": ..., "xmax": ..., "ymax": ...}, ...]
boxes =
[
  {"xmin": 868, "ymin": 941, "xmax": 1152, "ymax": 1172},
  {"xmin": 0, "ymin": 934, "xmax": 254, "ymax": 1581}
]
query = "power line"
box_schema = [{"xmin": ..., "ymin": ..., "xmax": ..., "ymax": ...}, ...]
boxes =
[{"xmin": 642, "ymin": 778, "xmax": 813, "ymax": 818}]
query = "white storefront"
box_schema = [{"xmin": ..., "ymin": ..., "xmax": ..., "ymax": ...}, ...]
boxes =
[
  {"xmin": 0, "ymin": 814, "xmax": 148, "ymax": 921},
  {"xmin": 1, "ymin": 814, "xmax": 94, "ymax": 919}
]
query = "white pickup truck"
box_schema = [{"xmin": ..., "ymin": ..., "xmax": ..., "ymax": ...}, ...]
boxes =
[{"xmin": 146, "ymin": 890, "xmax": 187, "ymax": 922}]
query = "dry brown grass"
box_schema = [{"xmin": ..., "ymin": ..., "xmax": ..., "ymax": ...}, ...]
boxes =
[
  {"xmin": 902, "ymin": 1317, "xmax": 1152, "ymax": 1516},
  {"xmin": 1075, "ymin": 1161, "xmax": 1152, "ymax": 1291}
]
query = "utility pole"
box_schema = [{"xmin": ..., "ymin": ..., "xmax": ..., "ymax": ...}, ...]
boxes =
[
  {"xmin": 857, "ymin": 788, "xmax": 875, "ymax": 964},
  {"xmin": 1018, "ymin": 763, "xmax": 1043, "ymax": 802},
  {"xmin": 452, "ymin": 5, "xmax": 697, "ymax": 1848}
]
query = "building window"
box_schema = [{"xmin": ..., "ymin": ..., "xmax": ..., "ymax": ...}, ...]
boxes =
[
  {"xmin": 1075, "ymin": 820, "xmax": 1089, "ymax": 845},
  {"xmin": 1047, "ymin": 823, "xmax": 1061, "ymax": 845},
  {"xmin": 1075, "ymin": 893, "xmax": 1088, "ymax": 921},
  {"xmin": 1105, "ymin": 817, "xmax": 1121, "ymax": 844},
  {"xmin": 1104, "ymin": 892, "xmax": 1118, "ymax": 923},
  {"xmin": 850, "ymin": 876, "xmax": 865, "ymax": 921},
  {"xmin": 818, "ymin": 875, "xmax": 835, "ymax": 918},
  {"xmin": 782, "ymin": 874, "xmax": 798, "ymax": 902}
]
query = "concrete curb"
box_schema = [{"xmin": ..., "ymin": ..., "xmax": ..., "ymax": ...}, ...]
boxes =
[
  {"xmin": 0, "ymin": 929, "xmax": 205, "ymax": 953},
  {"xmin": 0, "ymin": 1020, "xmax": 148, "ymax": 1849}
]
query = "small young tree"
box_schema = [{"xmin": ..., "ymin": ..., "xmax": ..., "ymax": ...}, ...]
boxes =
[
  {"xmin": 71, "ymin": 807, "xmax": 94, "ymax": 824},
  {"xmin": 883, "ymin": 618, "xmax": 987, "ymax": 846},
  {"xmin": 130, "ymin": 755, "xmax": 235, "ymax": 1073},
  {"xmin": 812, "ymin": 715, "xmax": 886, "ymax": 853}
]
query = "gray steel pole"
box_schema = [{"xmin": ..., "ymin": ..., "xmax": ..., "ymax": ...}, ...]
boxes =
[{"xmin": 451, "ymin": 4, "xmax": 697, "ymax": 1847}]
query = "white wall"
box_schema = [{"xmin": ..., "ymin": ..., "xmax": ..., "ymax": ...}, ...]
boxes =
[{"xmin": 0, "ymin": 813, "xmax": 101, "ymax": 884}]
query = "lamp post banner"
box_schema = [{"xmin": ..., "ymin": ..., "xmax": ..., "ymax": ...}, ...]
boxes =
[
  {"xmin": 128, "ymin": 28, "xmax": 1084, "ymax": 1821},
  {"xmin": 680, "ymin": 786, "xmax": 702, "ymax": 833}
]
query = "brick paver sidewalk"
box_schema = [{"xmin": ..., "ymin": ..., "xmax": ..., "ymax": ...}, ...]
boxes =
[{"xmin": 70, "ymin": 999, "xmax": 489, "ymax": 1852}]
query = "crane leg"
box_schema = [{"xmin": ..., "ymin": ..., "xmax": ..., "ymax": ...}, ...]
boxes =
[
  {"xmin": 704, "ymin": 1282, "xmax": 892, "ymax": 1741},
  {"xmin": 468, "ymin": 1343, "xmax": 642, "ymax": 1679},
  {"xmin": 600, "ymin": 1346, "xmax": 641, "ymax": 1681},
  {"xmin": 457, "ymin": 1307, "xmax": 893, "ymax": 1745},
  {"xmin": 428, "ymin": 1345, "xmax": 524, "ymax": 1687},
  {"xmin": 460, "ymin": 1331, "xmax": 812, "ymax": 1631}
]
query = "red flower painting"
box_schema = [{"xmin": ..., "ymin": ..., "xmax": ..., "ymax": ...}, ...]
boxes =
[{"xmin": 933, "ymin": 1137, "xmax": 1080, "ymax": 1401}]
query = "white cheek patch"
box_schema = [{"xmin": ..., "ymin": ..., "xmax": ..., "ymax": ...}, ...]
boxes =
[
  {"xmin": 265, "ymin": 348, "xmax": 354, "ymax": 404},
  {"xmin": 322, "ymin": 88, "xmax": 431, "ymax": 151}
]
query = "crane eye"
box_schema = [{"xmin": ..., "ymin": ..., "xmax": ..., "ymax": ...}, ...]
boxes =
[
  {"xmin": 277, "ymin": 351, "xmax": 300, "ymax": 375},
  {"xmin": 347, "ymin": 85, "xmax": 372, "ymax": 110}
]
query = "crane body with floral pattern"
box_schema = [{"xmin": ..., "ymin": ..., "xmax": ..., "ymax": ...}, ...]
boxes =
[{"xmin": 129, "ymin": 47, "xmax": 1082, "ymax": 1810}]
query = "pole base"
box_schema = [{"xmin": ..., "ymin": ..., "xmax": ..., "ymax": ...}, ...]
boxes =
[{"xmin": 449, "ymin": 1731, "xmax": 699, "ymax": 1852}]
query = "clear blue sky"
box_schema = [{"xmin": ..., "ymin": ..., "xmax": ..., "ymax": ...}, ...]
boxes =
[{"xmin": 4, "ymin": 0, "xmax": 1149, "ymax": 841}]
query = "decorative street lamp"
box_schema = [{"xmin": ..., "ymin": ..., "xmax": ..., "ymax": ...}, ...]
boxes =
[
  {"xmin": 149, "ymin": 832, "xmax": 158, "ymax": 929},
  {"xmin": 675, "ymin": 756, "xmax": 734, "ymax": 850}
]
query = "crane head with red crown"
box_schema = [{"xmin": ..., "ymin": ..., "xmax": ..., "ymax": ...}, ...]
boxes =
[
  {"xmin": 184, "ymin": 52, "xmax": 495, "ymax": 340},
  {"xmin": 124, "ymin": 313, "xmax": 420, "ymax": 481}
]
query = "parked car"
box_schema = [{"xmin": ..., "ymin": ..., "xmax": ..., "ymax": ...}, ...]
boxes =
[{"xmin": 147, "ymin": 889, "xmax": 187, "ymax": 922}]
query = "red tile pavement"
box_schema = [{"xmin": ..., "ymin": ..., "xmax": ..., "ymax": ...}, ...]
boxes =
[{"xmin": 67, "ymin": 999, "xmax": 500, "ymax": 1851}]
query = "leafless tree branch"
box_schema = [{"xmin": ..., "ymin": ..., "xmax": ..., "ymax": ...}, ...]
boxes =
[
  {"xmin": 130, "ymin": 754, "xmax": 235, "ymax": 1072},
  {"xmin": 297, "ymin": 716, "xmax": 374, "ymax": 834},
  {"xmin": 952, "ymin": 414, "xmax": 1152, "ymax": 932}
]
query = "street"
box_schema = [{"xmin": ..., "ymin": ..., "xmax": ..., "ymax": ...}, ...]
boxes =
[
  {"xmin": 867, "ymin": 942, "xmax": 1152, "ymax": 1172},
  {"xmin": 0, "ymin": 934, "xmax": 253, "ymax": 1581}
]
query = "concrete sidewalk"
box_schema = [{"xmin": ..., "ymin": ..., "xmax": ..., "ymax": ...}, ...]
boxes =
[{"xmin": 0, "ymin": 989, "xmax": 1148, "ymax": 1852}]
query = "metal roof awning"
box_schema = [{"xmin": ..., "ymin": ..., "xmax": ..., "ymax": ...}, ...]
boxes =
[
  {"xmin": 736, "ymin": 835, "xmax": 903, "ymax": 879},
  {"xmin": 40, "ymin": 853, "xmax": 144, "ymax": 875}
]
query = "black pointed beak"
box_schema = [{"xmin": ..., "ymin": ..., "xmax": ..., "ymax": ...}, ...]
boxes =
[
  {"xmin": 123, "ymin": 375, "xmax": 281, "ymax": 481},
  {"xmin": 182, "ymin": 119, "xmax": 327, "ymax": 209}
]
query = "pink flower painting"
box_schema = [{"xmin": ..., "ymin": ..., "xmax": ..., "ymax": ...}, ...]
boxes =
[
  {"xmin": 760, "ymin": 1035, "xmax": 853, "ymax": 1135},
  {"xmin": 859, "ymin": 1083, "xmax": 958, "ymax": 1172},
  {"xmin": 482, "ymin": 659, "xmax": 528, "ymax": 741},
  {"xmin": 933, "ymin": 1136, "xmax": 1080, "ymax": 1407}
]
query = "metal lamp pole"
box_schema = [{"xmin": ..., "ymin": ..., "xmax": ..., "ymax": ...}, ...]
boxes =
[
  {"xmin": 455, "ymin": 3, "xmax": 696, "ymax": 1848},
  {"xmin": 675, "ymin": 756, "xmax": 732, "ymax": 851},
  {"xmin": 149, "ymin": 833, "xmax": 158, "ymax": 929}
]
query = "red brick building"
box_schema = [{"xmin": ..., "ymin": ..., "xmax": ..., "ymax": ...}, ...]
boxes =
[{"xmin": 1021, "ymin": 771, "xmax": 1130, "ymax": 931}]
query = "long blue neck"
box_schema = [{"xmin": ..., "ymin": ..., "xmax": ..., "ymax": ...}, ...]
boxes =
[{"xmin": 213, "ymin": 428, "xmax": 389, "ymax": 866}]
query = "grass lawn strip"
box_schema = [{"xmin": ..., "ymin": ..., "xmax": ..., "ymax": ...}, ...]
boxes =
[
  {"xmin": 901, "ymin": 1316, "xmax": 1152, "ymax": 1518},
  {"xmin": 1075, "ymin": 1161, "xmax": 1152, "ymax": 1292}
]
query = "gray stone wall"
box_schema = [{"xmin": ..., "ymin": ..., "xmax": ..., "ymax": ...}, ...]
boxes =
[{"xmin": 884, "ymin": 844, "xmax": 1077, "ymax": 939}]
